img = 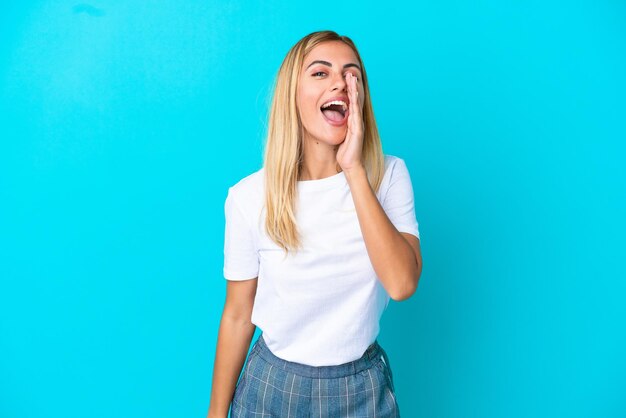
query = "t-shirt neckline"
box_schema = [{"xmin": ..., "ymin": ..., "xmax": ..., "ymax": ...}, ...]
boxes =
[{"xmin": 296, "ymin": 170, "xmax": 346, "ymax": 191}]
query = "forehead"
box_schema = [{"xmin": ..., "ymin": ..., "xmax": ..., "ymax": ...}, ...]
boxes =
[{"xmin": 302, "ymin": 41, "xmax": 359, "ymax": 68}]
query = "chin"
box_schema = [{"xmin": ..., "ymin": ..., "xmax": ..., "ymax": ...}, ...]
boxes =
[
  {"xmin": 303, "ymin": 124, "xmax": 346, "ymax": 145},
  {"xmin": 324, "ymin": 129, "xmax": 348, "ymax": 144}
]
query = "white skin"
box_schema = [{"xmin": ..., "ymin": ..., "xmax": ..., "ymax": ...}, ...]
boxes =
[{"xmin": 296, "ymin": 40, "xmax": 365, "ymax": 180}]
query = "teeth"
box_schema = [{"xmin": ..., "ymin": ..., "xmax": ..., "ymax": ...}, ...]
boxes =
[{"xmin": 321, "ymin": 100, "xmax": 348, "ymax": 111}]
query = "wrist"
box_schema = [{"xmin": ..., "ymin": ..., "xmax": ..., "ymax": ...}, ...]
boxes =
[
  {"xmin": 207, "ymin": 406, "xmax": 229, "ymax": 418},
  {"xmin": 343, "ymin": 163, "xmax": 366, "ymax": 181}
]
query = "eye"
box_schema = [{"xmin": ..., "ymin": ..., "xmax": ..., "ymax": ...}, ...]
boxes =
[
  {"xmin": 312, "ymin": 71, "xmax": 326, "ymax": 77},
  {"xmin": 344, "ymin": 72, "xmax": 359, "ymax": 81}
]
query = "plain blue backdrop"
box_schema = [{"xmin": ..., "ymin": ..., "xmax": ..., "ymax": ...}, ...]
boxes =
[{"xmin": 1, "ymin": 1, "xmax": 625, "ymax": 417}]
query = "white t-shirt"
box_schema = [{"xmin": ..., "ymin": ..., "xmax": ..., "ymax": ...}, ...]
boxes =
[{"xmin": 223, "ymin": 154, "xmax": 420, "ymax": 366}]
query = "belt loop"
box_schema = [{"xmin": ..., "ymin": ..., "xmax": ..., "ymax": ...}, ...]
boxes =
[{"xmin": 370, "ymin": 340, "xmax": 378, "ymax": 360}]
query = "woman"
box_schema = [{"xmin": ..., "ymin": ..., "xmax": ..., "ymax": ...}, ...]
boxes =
[{"xmin": 208, "ymin": 30, "xmax": 422, "ymax": 418}]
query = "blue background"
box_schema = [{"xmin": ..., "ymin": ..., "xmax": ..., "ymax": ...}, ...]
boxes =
[{"xmin": 1, "ymin": 1, "xmax": 625, "ymax": 417}]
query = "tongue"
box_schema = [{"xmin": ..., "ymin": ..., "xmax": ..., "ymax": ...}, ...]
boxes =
[{"xmin": 322, "ymin": 109, "xmax": 344, "ymax": 122}]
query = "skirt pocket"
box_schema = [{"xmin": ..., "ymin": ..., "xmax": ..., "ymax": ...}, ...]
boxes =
[
  {"xmin": 378, "ymin": 348, "xmax": 397, "ymax": 392},
  {"xmin": 231, "ymin": 345, "xmax": 258, "ymax": 406},
  {"xmin": 375, "ymin": 352, "xmax": 401, "ymax": 417}
]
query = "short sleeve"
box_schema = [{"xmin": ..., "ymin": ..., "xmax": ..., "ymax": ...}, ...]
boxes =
[
  {"xmin": 382, "ymin": 158, "xmax": 420, "ymax": 240},
  {"xmin": 223, "ymin": 187, "xmax": 259, "ymax": 281}
]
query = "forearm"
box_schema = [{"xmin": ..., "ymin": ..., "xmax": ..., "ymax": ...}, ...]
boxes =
[
  {"xmin": 345, "ymin": 165, "xmax": 420, "ymax": 300},
  {"xmin": 207, "ymin": 315, "xmax": 256, "ymax": 418}
]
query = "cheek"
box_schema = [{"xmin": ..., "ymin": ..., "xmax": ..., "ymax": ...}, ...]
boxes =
[{"xmin": 298, "ymin": 91, "xmax": 319, "ymax": 120}]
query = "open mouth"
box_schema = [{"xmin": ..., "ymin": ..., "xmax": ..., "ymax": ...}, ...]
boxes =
[{"xmin": 320, "ymin": 100, "xmax": 348, "ymax": 124}]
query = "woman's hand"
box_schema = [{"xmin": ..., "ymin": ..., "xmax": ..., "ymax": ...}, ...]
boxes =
[{"xmin": 336, "ymin": 72, "xmax": 365, "ymax": 174}]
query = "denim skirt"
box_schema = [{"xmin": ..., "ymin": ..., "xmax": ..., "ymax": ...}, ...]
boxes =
[{"xmin": 230, "ymin": 334, "xmax": 400, "ymax": 417}]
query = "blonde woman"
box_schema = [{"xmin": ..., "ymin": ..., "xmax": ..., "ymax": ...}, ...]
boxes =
[{"xmin": 208, "ymin": 30, "xmax": 422, "ymax": 418}]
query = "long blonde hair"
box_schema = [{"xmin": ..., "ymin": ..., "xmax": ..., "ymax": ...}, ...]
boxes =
[{"xmin": 263, "ymin": 30, "xmax": 385, "ymax": 254}]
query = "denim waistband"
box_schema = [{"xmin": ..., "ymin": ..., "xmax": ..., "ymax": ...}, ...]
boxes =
[{"xmin": 250, "ymin": 333, "xmax": 385, "ymax": 379}]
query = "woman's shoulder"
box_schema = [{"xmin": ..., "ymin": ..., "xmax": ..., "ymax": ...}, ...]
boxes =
[
  {"xmin": 383, "ymin": 153, "xmax": 401, "ymax": 165},
  {"xmin": 226, "ymin": 167, "xmax": 265, "ymax": 204},
  {"xmin": 382, "ymin": 153, "xmax": 408, "ymax": 175}
]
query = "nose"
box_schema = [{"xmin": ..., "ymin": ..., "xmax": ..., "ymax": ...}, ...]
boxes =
[{"xmin": 330, "ymin": 71, "xmax": 348, "ymax": 92}]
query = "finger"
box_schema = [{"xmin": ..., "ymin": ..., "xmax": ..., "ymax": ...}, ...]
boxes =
[
  {"xmin": 349, "ymin": 74, "xmax": 360, "ymax": 125},
  {"xmin": 355, "ymin": 75, "xmax": 362, "ymax": 108},
  {"xmin": 349, "ymin": 74, "xmax": 356, "ymax": 108},
  {"xmin": 346, "ymin": 74, "xmax": 354, "ymax": 124},
  {"xmin": 350, "ymin": 75, "xmax": 358, "ymax": 130}
]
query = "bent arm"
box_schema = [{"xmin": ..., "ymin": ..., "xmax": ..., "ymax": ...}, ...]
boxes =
[{"xmin": 345, "ymin": 166, "xmax": 422, "ymax": 301}]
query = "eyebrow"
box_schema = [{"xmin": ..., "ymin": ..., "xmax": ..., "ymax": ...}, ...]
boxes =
[{"xmin": 305, "ymin": 60, "xmax": 362, "ymax": 73}]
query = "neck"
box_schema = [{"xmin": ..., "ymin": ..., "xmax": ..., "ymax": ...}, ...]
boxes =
[{"xmin": 299, "ymin": 136, "xmax": 342, "ymax": 181}]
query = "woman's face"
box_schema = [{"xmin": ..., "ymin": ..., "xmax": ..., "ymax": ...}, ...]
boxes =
[{"xmin": 297, "ymin": 41, "xmax": 364, "ymax": 146}]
